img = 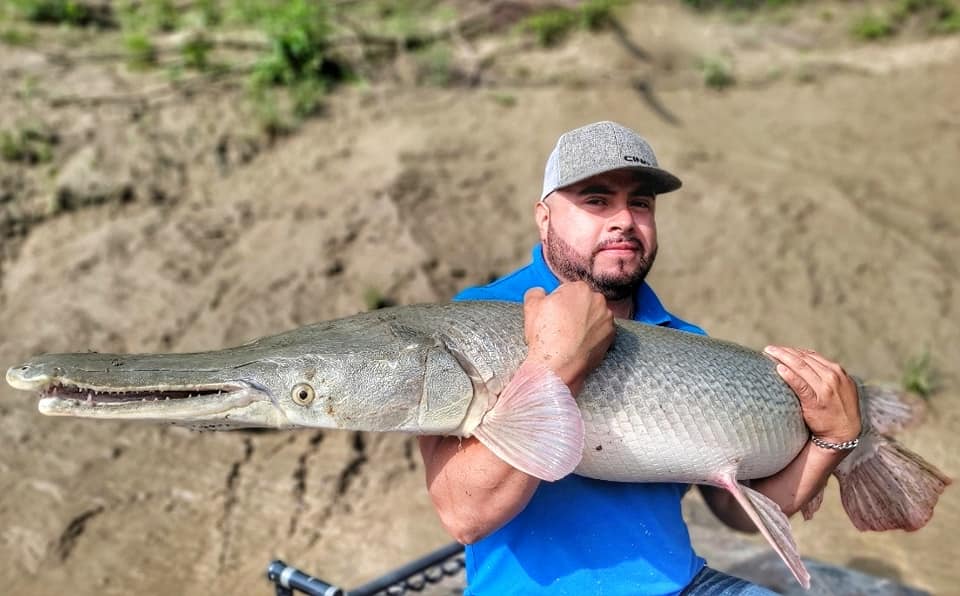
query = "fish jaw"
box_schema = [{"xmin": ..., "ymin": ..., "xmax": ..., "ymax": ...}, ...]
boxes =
[{"xmin": 7, "ymin": 362, "xmax": 289, "ymax": 429}]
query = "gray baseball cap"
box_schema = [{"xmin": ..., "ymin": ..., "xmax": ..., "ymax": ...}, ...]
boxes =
[{"xmin": 540, "ymin": 121, "xmax": 682, "ymax": 201}]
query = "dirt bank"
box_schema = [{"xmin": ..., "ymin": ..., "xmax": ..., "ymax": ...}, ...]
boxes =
[{"xmin": 1, "ymin": 2, "xmax": 957, "ymax": 594}]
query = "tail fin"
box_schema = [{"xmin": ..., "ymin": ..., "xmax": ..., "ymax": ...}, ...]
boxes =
[
  {"xmin": 835, "ymin": 432, "xmax": 950, "ymax": 531},
  {"xmin": 833, "ymin": 383, "xmax": 951, "ymax": 531}
]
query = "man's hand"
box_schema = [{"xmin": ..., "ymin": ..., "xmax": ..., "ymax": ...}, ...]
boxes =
[
  {"xmin": 522, "ymin": 282, "xmax": 615, "ymax": 394},
  {"xmin": 702, "ymin": 346, "xmax": 862, "ymax": 531},
  {"xmin": 763, "ymin": 346, "xmax": 861, "ymax": 444}
]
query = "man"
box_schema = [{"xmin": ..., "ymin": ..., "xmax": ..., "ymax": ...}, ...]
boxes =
[{"xmin": 418, "ymin": 121, "xmax": 862, "ymax": 595}]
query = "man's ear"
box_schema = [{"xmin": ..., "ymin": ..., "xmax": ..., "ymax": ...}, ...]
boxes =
[{"xmin": 535, "ymin": 200, "xmax": 550, "ymax": 242}]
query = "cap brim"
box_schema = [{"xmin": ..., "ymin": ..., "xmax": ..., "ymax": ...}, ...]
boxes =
[
  {"xmin": 627, "ymin": 165, "xmax": 682, "ymax": 194},
  {"xmin": 547, "ymin": 165, "xmax": 682, "ymax": 200}
]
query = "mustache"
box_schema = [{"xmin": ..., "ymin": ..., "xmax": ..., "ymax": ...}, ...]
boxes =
[{"xmin": 594, "ymin": 237, "xmax": 643, "ymax": 253}]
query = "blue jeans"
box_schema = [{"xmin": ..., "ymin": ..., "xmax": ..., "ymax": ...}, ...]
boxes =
[{"xmin": 680, "ymin": 567, "xmax": 778, "ymax": 595}]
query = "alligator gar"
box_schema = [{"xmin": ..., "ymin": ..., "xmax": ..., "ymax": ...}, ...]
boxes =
[{"xmin": 5, "ymin": 301, "xmax": 950, "ymax": 588}]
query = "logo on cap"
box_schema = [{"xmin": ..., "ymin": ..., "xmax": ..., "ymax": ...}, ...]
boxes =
[{"xmin": 623, "ymin": 155, "xmax": 650, "ymax": 165}]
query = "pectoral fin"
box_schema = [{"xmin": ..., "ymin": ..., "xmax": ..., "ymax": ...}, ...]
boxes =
[
  {"xmin": 712, "ymin": 471, "xmax": 810, "ymax": 589},
  {"xmin": 472, "ymin": 361, "xmax": 584, "ymax": 482}
]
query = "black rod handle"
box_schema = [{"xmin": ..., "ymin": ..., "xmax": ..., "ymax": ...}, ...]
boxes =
[{"xmin": 267, "ymin": 560, "xmax": 346, "ymax": 596}]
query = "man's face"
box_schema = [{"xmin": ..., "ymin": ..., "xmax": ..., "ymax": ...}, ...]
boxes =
[{"xmin": 537, "ymin": 168, "xmax": 658, "ymax": 301}]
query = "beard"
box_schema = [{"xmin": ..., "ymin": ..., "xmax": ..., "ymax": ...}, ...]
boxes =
[{"xmin": 544, "ymin": 224, "xmax": 657, "ymax": 301}]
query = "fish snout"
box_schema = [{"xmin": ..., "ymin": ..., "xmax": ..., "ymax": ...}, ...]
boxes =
[{"xmin": 6, "ymin": 362, "xmax": 58, "ymax": 390}]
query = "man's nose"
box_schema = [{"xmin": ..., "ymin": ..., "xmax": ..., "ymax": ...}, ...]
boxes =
[{"xmin": 606, "ymin": 205, "xmax": 634, "ymax": 231}]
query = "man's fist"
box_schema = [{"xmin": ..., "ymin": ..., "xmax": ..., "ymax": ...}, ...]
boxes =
[{"xmin": 523, "ymin": 282, "xmax": 615, "ymax": 395}]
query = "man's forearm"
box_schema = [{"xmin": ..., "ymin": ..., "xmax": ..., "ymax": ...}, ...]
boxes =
[
  {"xmin": 419, "ymin": 345, "xmax": 588, "ymax": 544},
  {"xmin": 752, "ymin": 441, "xmax": 848, "ymax": 515},
  {"xmin": 419, "ymin": 435, "xmax": 540, "ymax": 544}
]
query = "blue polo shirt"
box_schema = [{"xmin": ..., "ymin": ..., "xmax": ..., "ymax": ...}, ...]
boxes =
[{"xmin": 455, "ymin": 244, "xmax": 707, "ymax": 596}]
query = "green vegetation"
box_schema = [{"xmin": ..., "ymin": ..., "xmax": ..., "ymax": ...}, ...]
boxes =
[
  {"xmin": 247, "ymin": 0, "xmax": 341, "ymax": 133},
  {"xmin": 250, "ymin": 0, "xmax": 332, "ymax": 87},
  {"xmin": 698, "ymin": 55, "xmax": 736, "ymax": 89},
  {"xmin": 851, "ymin": 12, "xmax": 896, "ymax": 39},
  {"xmin": 490, "ymin": 92, "xmax": 517, "ymax": 107},
  {"xmin": 363, "ymin": 288, "xmax": 396, "ymax": 311},
  {"xmin": 30, "ymin": 1, "xmax": 951, "ymax": 135},
  {"xmin": 414, "ymin": 43, "xmax": 454, "ymax": 86},
  {"xmin": 520, "ymin": 0, "xmax": 626, "ymax": 47},
  {"xmin": 180, "ymin": 32, "xmax": 214, "ymax": 70},
  {"xmin": 521, "ymin": 9, "xmax": 580, "ymax": 47},
  {"xmin": 0, "ymin": 27, "xmax": 36, "ymax": 45},
  {"xmin": 0, "ymin": 125, "xmax": 58, "ymax": 164},
  {"xmin": 8, "ymin": 0, "xmax": 111, "ymax": 27},
  {"xmin": 681, "ymin": 0, "xmax": 799, "ymax": 10},
  {"xmin": 678, "ymin": 0, "xmax": 958, "ymax": 36},
  {"xmin": 0, "ymin": 1, "xmax": 649, "ymax": 135},
  {"xmin": 893, "ymin": 0, "xmax": 958, "ymax": 23},
  {"xmin": 902, "ymin": 351, "xmax": 939, "ymax": 400},
  {"xmin": 374, "ymin": 0, "xmax": 454, "ymax": 40},
  {"xmin": 937, "ymin": 11, "xmax": 960, "ymax": 31},
  {"xmin": 123, "ymin": 31, "xmax": 156, "ymax": 68},
  {"xmin": 116, "ymin": 0, "xmax": 179, "ymax": 33},
  {"xmin": 852, "ymin": 0, "xmax": 960, "ymax": 40}
]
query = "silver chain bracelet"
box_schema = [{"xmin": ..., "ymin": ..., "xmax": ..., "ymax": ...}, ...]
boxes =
[{"xmin": 810, "ymin": 435, "xmax": 860, "ymax": 451}]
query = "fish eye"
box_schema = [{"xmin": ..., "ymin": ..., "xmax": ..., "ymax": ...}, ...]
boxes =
[{"xmin": 291, "ymin": 383, "xmax": 316, "ymax": 406}]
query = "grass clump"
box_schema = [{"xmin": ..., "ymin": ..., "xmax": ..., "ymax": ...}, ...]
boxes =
[
  {"xmin": 520, "ymin": 0, "xmax": 627, "ymax": 47},
  {"xmin": 116, "ymin": 0, "xmax": 182, "ymax": 69},
  {"xmin": 114, "ymin": 0, "xmax": 348, "ymax": 133},
  {"xmin": 682, "ymin": 0, "xmax": 799, "ymax": 10},
  {"xmin": 902, "ymin": 351, "xmax": 939, "ymax": 400},
  {"xmin": 250, "ymin": 0, "xmax": 332, "ymax": 87},
  {"xmin": 1, "ymin": 126, "xmax": 58, "ymax": 164},
  {"xmin": 413, "ymin": 43, "xmax": 454, "ymax": 86},
  {"xmin": 906, "ymin": 0, "xmax": 960, "ymax": 32},
  {"xmin": 118, "ymin": 0, "xmax": 179, "ymax": 33},
  {"xmin": 181, "ymin": 32, "xmax": 214, "ymax": 70},
  {"xmin": 340, "ymin": 0, "xmax": 456, "ymax": 44},
  {"xmin": 363, "ymin": 288, "xmax": 396, "ymax": 311},
  {"xmin": 699, "ymin": 55, "xmax": 736, "ymax": 89},
  {"xmin": 247, "ymin": 0, "xmax": 353, "ymax": 133},
  {"xmin": 490, "ymin": 92, "xmax": 517, "ymax": 107},
  {"xmin": 892, "ymin": 0, "xmax": 958, "ymax": 24},
  {"xmin": 9, "ymin": 0, "xmax": 110, "ymax": 27},
  {"xmin": 1, "ymin": 27, "xmax": 36, "ymax": 45},
  {"xmin": 123, "ymin": 31, "xmax": 157, "ymax": 68},
  {"xmin": 522, "ymin": 9, "xmax": 580, "ymax": 46},
  {"xmin": 851, "ymin": 0, "xmax": 960, "ymax": 40},
  {"xmin": 189, "ymin": 0, "xmax": 222, "ymax": 28},
  {"xmin": 851, "ymin": 12, "xmax": 896, "ymax": 39},
  {"xmin": 936, "ymin": 11, "xmax": 960, "ymax": 31}
]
